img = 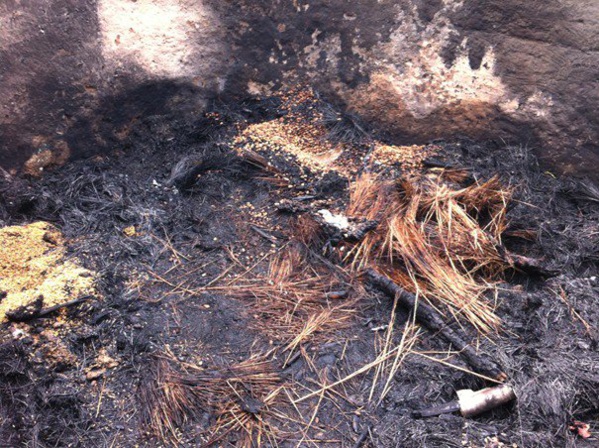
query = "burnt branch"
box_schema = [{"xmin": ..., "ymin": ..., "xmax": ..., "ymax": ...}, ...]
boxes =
[{"xmin": 364, "ymin": 269, "xmax": 506, "ymax": 381}]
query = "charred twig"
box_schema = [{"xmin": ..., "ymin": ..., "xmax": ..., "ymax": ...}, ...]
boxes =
[
  {"xmin": 282, "ymin": 350, "xmax": 302, "ymax": 369},
  {"xmin": 276, "ymin": 199, "xmax": 310, "ymax": 214},
  {"xmin": 413, "ymin": 400, "xmax": 461, "ymax": 418},
  {"xmin": 36, "ymin": 295, "xmax": 93, "ymax": 317},
  {"xmin": 250, "ymin": 225, "xmax": 278, "ymax": 243},
  {"xmin": 352, "ymin": 424, "xmax": 372, "ymax": 448},
  {"xmin": 364, "ymin": 269, "xmax": 506, "ymax": 381},
  {"xmin": 508, "ymin": 253, "xmax": 559, "ymax": 277},
  {"xmin": 499, "ymin": 247, "xmax": 559, "ymax": 277},
  {"xmin": 293, "ymin": 195, "xmax": 317, "ymax": 201},
  {"xmin": 343, "ymin": 220, "xmax": 379, "ymax": 242},
  {"xmin": 6, "ymin": 295, "xmax": 92, "ymax": 322}
]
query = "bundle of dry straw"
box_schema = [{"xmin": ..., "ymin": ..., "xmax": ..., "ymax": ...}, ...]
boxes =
[{"xmin": 345, "ymin": 173, "xmax": 512, "ymax": 333}]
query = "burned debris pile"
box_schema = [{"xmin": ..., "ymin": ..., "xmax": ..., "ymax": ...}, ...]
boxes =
[{"xmin": 0, "ymin": 88, "xmax": 598, "ymax": 447}]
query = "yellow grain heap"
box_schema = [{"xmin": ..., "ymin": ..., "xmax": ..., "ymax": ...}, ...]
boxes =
[{"xmin": 0, "ymin": 221, "xmax": 97, "ymax": 321}]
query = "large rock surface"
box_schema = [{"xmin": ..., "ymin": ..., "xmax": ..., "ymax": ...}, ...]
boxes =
[{"xmin": 1, "ymin": 0, "xmax": 598, "ymax": 177}]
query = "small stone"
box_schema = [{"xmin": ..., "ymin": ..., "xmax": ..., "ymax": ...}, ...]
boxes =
[{"xmin": 86, "ymin": 368, "xmax": 105, "ymax": 381}]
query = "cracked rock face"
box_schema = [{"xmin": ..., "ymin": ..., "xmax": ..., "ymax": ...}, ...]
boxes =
[{"xmin": 1, "ymin": 0, "xmax": 598, "ymax": 177}]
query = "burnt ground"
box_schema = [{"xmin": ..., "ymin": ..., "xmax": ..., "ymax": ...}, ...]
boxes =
[{"xmin": 0, "ymin": 89, "xmax": 598, "ymax": 448}]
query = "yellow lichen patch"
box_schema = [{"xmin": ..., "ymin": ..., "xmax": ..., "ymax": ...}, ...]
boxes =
[{"xmin": 0, "ymin": 222, "xmax": 97, "ymax": 322}]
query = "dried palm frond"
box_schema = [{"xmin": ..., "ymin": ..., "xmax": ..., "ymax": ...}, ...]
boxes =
[{"xmin": 438, "ymin": 167, "xmax": 474, "ymax": 184}]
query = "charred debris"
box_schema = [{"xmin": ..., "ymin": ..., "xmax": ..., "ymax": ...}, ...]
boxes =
[{"xmin": 0, "ymin": 88, "xmax": 598, "ymax": 447}]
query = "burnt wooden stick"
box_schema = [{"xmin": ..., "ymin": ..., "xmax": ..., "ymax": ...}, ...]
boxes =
[
  {"xmin": 250, "ymin": 225, "xmax": 278, "ymax": 243},
  {"xmin": 36, "ymin": 295, "xmax": 93, "ymax": 318},
  {"xmin": 352, "ymin": 425, "xmax": 372, "ymax": 448},
  {"xmin": 497, "ymin": 244, "xmax": 559, "ymax": 277},
  {"xmin": 316, "ymin": 209, "xmax": 379, "ymax": 243},
  {"xmin": 364, "ymin": 269, "xmax": 506, "ymax": 381},
  {"xmin": 505, "ymin": 251, "xmax": 559, "ymax": 277},
  {"xmin": 343, "ymin": 220, "xmax": 379, "ymax": 242},
  {"xmin": 6, "ymin": 295, "xmax": 93, "ymax": 322}
]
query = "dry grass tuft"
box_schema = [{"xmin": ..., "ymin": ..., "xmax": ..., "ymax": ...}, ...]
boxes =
[
  {"xmin": 438, "ymin": 167, "xmax": 474, "ymax": 184},
  {"xmin": 369, "ymin": 299, "xmax": 420, "ymax": 405},
  {"xmin": 140, "ymin": 353, "xmax": 285, "ymax": 447},
  {"xmin": 139, "ymin": 358, "xmax": 202, "ymax": 443},
  {"xmin": 345, "ymin": 174, "xmax": 512, "ymax": 333}
]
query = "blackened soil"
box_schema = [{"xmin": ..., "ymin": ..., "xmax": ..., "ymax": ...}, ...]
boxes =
[{"xmin": 1, "ymin": 93, "xmax": 598, "ymax": 448}]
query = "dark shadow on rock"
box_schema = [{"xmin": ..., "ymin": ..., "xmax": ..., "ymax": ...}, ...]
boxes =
[
  {"xmin": 1, "ymin": 0, "xmax": 598, "ymax": 178},
  {"xmin": 63, "ymin": 79, "xmax": 212, "ymax": 161},
  {"xmin": 445, "ymin": 0, "xmax": 599, "ymax": 175},
  {"xmin": 210, "ymin": 0, "xmax": 402, "ymax": 97},
  {"xmin": 0, "ymin": 0, "xmax": 102, "ymax": 170}
]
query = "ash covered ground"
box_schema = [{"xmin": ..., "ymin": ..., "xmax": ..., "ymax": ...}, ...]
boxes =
[{"xmin": 0, "ymin": 89, "xmax": 598, "ymax": 448}]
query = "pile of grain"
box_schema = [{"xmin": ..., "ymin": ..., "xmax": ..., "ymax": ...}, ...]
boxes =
[{"xmin": 0, "ymin": 221, "xmax": 97, "ymax": 321}]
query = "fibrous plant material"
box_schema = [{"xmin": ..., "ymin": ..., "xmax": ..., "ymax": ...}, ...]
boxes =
[
  {"xmin": 140, "ymin": 353, "xmax": 284, "ymax": 447},
  {"xmin": 226, "ymin": 244, "xmax": 358, "ymax": 351},
  {"xmin": 369, "ymin": 299, "xmax": 421, "ymax": 405},
  {"xmin": 369, "ymin": 143, "xmax": 438, "ymax": 173},
  {"xmin": 295, "ymin": 320, "xmax": 420, "ymax": 404},
  {"xmin": 345, "ymin": 173, "xmax": 512, "ymax": 333},
  {"xmin": 231, "ymin": 87, "xmax": 371, "ymax": 181}
]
